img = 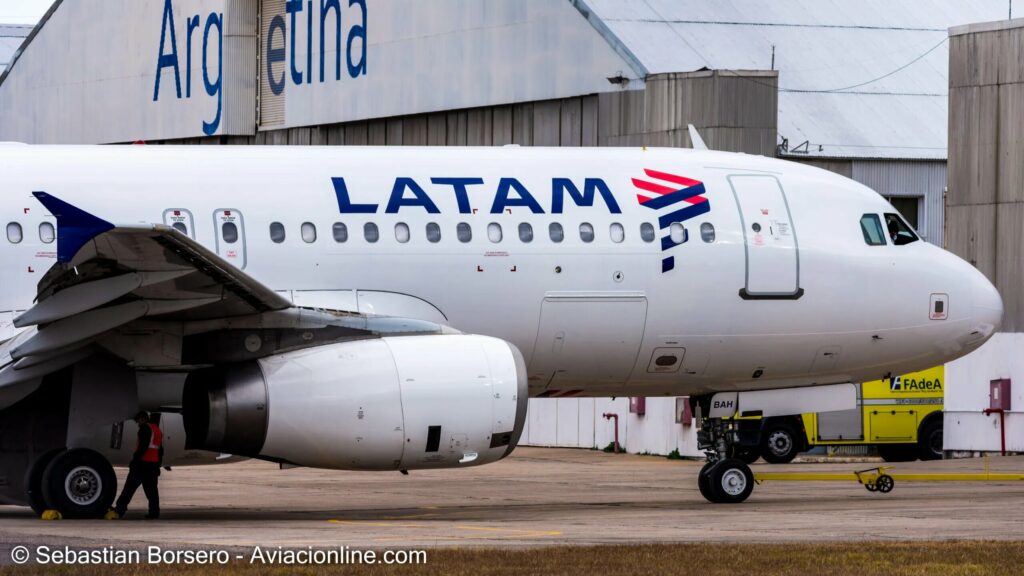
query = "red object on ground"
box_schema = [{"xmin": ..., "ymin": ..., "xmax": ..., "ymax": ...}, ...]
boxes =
[{"xmin": 983, "ymin": 408, "xmax": 1007, "ymax": 456}]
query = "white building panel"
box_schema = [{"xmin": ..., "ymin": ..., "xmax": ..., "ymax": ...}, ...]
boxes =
[{"xmin": 945, "ymin": 334, "xmax": 1023, "ymax": 452}]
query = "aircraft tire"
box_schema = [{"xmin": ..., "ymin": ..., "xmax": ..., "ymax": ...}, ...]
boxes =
[
  {"xmin": 698, "ymin": 461, "xmax": 720, "ymax": 503},
  {"xmin": 706, "ymin": 459, "xmax": 754, "ymax": 504},
  {"xmin": 41, "ymin": 449, "xmax": 117, "ymax": 519},
  {"xmin": 24, "ymin": 449, "xmax": 63, "ymax": 516}
]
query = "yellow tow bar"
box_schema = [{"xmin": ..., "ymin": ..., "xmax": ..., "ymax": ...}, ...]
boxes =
[{"xmin": 754, "ymin": 464, "xmax": 1024, "ymax": 494}]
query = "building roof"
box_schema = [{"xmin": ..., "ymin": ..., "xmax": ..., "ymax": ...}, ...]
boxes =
[
  {"xmin": 582, "ymin": 0, "xmax": 1010, "ymax": 160},
  {"xmin": 0, "ymin": 25, "xmax": 31, "ymax": 75}
]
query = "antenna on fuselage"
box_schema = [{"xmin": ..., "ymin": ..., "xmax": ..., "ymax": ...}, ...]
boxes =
[{"xmin": 688, "ymin": 124, "xmax": 709, "ymax": 151}]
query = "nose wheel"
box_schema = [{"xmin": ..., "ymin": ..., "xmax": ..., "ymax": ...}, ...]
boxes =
[{"xmin": 699, "ymin": 459, "xmax": 755, "ymax": 503}]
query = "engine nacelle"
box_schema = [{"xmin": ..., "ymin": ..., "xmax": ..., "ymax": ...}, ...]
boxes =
[{"xmin": 182, "ymin": 335, "xmax": 527, "ymax": 471}]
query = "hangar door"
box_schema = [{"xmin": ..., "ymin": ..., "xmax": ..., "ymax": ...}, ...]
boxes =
[
  {"xmin": 728, "ymin": 175, "xmax": 801, "ymax": 298},
  {"xmin": 530, "ymin": 293, "xmax": 647, "ymax": 387}
]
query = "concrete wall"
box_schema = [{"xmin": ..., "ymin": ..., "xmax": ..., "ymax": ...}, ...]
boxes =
[{"xmin": 944, "ymin": 19, "xmax": 1024, "ymax": 450}]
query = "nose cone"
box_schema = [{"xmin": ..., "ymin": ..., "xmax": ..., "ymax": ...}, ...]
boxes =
[{"xmin": 971, "ymin": 270, "xmax": 1003, "ymax": 341}]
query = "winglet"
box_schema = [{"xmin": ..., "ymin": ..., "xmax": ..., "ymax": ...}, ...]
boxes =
[
  {"xmin": 32, "ymin": 192, "xmax": 115, "ymax": 263},
  {"xmin": 687, "ymin": 124, "xmax": 709, "ymax": 151}
]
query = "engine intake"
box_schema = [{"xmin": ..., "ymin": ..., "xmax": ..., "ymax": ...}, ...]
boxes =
[{"xmin": 182, "ymin": 335, "xmax": 527, "ymax": 471}]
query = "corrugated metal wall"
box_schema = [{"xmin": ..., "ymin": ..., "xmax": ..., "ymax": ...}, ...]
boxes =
[
  {"xmin": 949, "ymin": 21, "xmax": 1024, "ymax": 332},
  {"xmin": 852, "ymin": 160, "xmax": 947, "ymax": 245}
]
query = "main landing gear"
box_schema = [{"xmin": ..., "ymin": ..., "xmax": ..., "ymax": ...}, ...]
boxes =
[
  {"xmin": 694, "ymin": 397, "xmax": 755, "ymax": 503},
  {"xmin": 25, "ymin": 448, "xmax": 117, "ymax": 519}
]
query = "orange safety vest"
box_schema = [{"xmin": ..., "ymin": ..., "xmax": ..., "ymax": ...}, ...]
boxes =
[{"xmin": 137, "ymin": 423, "xmax": 163, "ymax": 463}]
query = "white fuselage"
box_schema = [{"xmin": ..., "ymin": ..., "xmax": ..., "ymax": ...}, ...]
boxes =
[{"xmin": 0, "ymin": 145, "xmax": 1002, "ymax": 397}]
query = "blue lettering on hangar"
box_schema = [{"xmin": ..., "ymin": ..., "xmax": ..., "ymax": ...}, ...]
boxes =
[{"xmin": 153, "ymin": 0, "xmax": 368, "ymax": 136}]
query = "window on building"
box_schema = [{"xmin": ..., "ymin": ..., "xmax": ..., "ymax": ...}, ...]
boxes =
[
  {"xmin": 395, "ymin": 222, "xmax": 411, "ymax": 243},
  {"xmin": 579, "ymin": 222, "xmax": 595, "ymax": 243},
  {"xmin": 610, "ymin": 223, "xmax": 625, "ymax": 243},
  {"xmin": 518, "ymin": 222, "xmax": 534, "ymax": 243},
  {"xmin": 488, "ymin": 223, "xmax": 503, "ymax": 243},
  {"xmin": 332, "ymin": 222, "xmax": 348, "ymax": 243},
  {"xmin": 860, "ymin": 214, "xmax": 886, "ymax": 246},
  {"xmin": 549, "ymin": 223, "xmax": 564, "ymax": 243},
  {"xmin": 39, "ymin": 222, "xmax": 55, "ymax": 244},
  {"xmin": 269, "ymin": 222, "xmax": 286, "ymax": 244},
  {"xmin": 222, "ymin": 222, "xmax": 239, "ymax": 244},
  {"xmin": 364, "ymin": 222, "xmax": 379, "ymax": 243},
  {"xmin": 885, "ymin": 213, "xmax": 919, "ymax": 246},
  {"xmin": 426, "ymin": 222, "xmax": 441, "ymax": 243},
  {"xmin": 7, "ymin": 222, "xmax": 22, "ymax": 244},
  {"xmin": 457, "ymin": 222, "xmax": 472, "ymax": 243},
  {"xmin": 700, "ymin": 222, "xmax": 716, "ymax": 243},
  {"xmin": 301, "ymin": 222, "xmax": 317, "ymax": 244},
  {"xmin": 884, "ymin": 196, "xmax": 920, "ymax": 231},
  {"xmin": 640, "ymin": 222, "xmax": 656, "ymax": 243}
]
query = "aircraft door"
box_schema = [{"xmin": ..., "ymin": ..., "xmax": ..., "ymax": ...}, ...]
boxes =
[
  {"xmin": 530, "ymin": 293, "xmax": 648, "ymax": 388},
  {"xmin": 728, "ymin": 175, "xmax": 801, "ymax": 298},
  {"xmin": 213, "ymin": 209, "xmax": 247, "ymax": 269},
  {"xmin": 163, "ymin": 209, "xmax": 195, "ymax": 238}
]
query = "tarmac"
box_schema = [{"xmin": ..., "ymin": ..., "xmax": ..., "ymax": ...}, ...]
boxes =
[{"xmin": 0, "ymin": 447, "xmax": 1022, "ymax": 552}]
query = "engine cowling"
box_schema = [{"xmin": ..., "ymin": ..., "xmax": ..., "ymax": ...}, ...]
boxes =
[{"xmin": 182, "ymin": 334, "xmax": 527, "ymax": 471}]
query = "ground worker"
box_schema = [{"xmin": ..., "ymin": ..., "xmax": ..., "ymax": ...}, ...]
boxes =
[{"xmin": 112, "ymin": 411, "xmax": 163, "ymax": 519}]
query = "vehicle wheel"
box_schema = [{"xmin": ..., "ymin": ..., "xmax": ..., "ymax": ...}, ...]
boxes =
[
  {"xmin": 698, "ymin": 461, "xmax": 719, "ymax": 503},
  {"xmin": 707, "ymin": 458, "xmax": 754, "ymax": 504},
  {"xmin": 917, "ymin": 419, "xmax": 943, "ymax": 461},
  {"xmin": 24, "ymin": 449, "xmax": 63, "ymax": 516},
  {"xmin": 41, "ymin": 449, "xmax": 117, "ymax": 519},
  {"xmin": 760, "ymin": 423, "xmax": 800, "ymax": 464},
  {"xmin": 730, "ymin": 446, "xmax": 760, "ymax": 465},
  {"xmin": 878, "ymin": 444, "xmax": 917, "ymax": 462}
]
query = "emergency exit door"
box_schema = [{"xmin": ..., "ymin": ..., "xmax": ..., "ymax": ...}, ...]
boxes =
[
  {"xmin": 728, "ymin": 175, "xmax": 801, "ymax": 298},
  {"xmin": 213, "ymin": 209, "xmax": 246, "ymax": 269}
]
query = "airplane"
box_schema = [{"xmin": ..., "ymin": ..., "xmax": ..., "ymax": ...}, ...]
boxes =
[{"xmin": 0, "ymin": 143, "xmax": 1002, "ymax": 515}]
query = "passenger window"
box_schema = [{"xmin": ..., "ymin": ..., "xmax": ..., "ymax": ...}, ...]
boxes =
[
  {"xmin": 669, "ymin": 222, "xmax": 686, "ymax": 244},
  {"xmin": 332, "ymin": 222, "xmax": 348, "ymax": 243},
  {"xmin": 269, "ymin": 222, "xmax": 286, "ymax": 244},
  {"xmin": 885, "ymin": 213, "xmax": 919, "ymax": 246},
  {"xmin": 39, "ymin": 222, "xmax": 56, "ymax": 244},
  {"xmin": 518, "ymin": 223, "xmax": 534, "ymax": 243},
  {"xmin": 700, "ymin": 222, "xmax": 716, "ymax": 243},
  {"xmin": 579, "ymin": 223, "xmax": 595, "ymax": 243},
  {"xmin": 301, "ymin": 222, "xmax": 317, "ymax": 244},
  {"xmin": 172, "ymin": 222, "xmax": 188, "ymax": 235},
  {"xmin": 860, "ymin": 214, "xmax": 886, "ymax": 246},
  {"xmin": 364, "ymin": 222, "xmax": 379, "ymax": 243},
  {"xmin": 395, "ymin": 222, "xmax": 410, "ymax": 243},
  {"xmin": 640, "ymin": 223, "xmax": 655, "ymax": 243},
  {"xmin": 549, "ymin": 223, "xmax": 564, "ymax": 243},
  {"xmin": 610, "ymin": 223, "xmax": 625, "ymax": 243},
  {"xmin": 488, "ymin": 223, "xmax": 503, "ymax": 243},
  {"xmin": 457, "ymin": 222, "xmax": 472, "ymax": 243},
  {"xmin": 7, "ymin": 222, "xmax": 22, "ymax": 244},
  {"xmin": 222, "ymin": 222, "xmax": 239, "ymax": 244},
  {"xmin": 426, "ymin": 222, "xmax": 441, "ymax": 243}
]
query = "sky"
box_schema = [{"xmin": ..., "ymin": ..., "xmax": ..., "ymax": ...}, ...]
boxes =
[{"xmin": 0, "ymin": 0, "xmax": 53, "ymax": 25}]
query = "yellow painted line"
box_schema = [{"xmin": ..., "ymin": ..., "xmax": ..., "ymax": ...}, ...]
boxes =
[{"xmin": 755, "ymin": 472, "xmax": 1024, "ymax": 483}]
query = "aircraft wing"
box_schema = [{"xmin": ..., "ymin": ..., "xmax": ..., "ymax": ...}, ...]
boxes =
[{"xmin": 0, "ymin": 193, "xmax": 443, "ymax": 406}]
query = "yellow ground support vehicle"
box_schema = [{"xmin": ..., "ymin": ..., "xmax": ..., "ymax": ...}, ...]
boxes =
[{"xmin": 734, "ymin": 367, "xmax": 945, "ymax": 464}]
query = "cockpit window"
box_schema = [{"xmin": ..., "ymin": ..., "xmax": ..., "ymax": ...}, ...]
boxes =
[
  {"xmin": 860, "ymin": 214, "xmax": 886, "ymax": 246},
  {"xmin": 885, "ymin": 213, "xmax": 919, "ymax": 246}
]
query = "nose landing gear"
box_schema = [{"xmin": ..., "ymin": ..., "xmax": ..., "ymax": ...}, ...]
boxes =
[{"xmin": 694, "ymin": 396, "xmax": 756, "ymax": 503}]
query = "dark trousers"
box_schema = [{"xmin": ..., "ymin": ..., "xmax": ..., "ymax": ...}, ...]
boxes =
[{"xmin": 115, "ymin": 462, "xmax": 160, "ymax": 517}]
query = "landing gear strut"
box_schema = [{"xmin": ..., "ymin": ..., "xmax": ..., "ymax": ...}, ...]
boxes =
[{"xmin": 694, "ymin": 396, "xmax": 755, "ymax": 503}]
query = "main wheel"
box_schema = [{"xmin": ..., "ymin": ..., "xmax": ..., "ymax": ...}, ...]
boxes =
[
  {"xmin": 917, "ymin": 418, "xmax": 943, "ymax": 461},
  {"xmin": 760, "ymin": 423, "xmax": 800, "ymax": 464},
  {"xmin": 706, "ymin": 458, "xmax": 754, "ymax": 504},
  {"xmin": 24, "ymin": 449, "xmax": 63, "ymax": 516},
  {"xmin": 878, "ymin": 444, "xmax": 917, "ymax": 462},
  {"xmin": 41, "ymin": 448, "xmax": 117, "ymax": 519}
]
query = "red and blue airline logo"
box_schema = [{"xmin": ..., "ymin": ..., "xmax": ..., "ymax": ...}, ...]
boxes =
[{"xmin": 633, "ymin": 169, "xmax": 711, "ymax": 273}]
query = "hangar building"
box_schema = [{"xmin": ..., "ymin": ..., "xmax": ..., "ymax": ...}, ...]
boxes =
[{"xmin": 0, "ymin": 1, "xmax": 1014, "ymax": 456}]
